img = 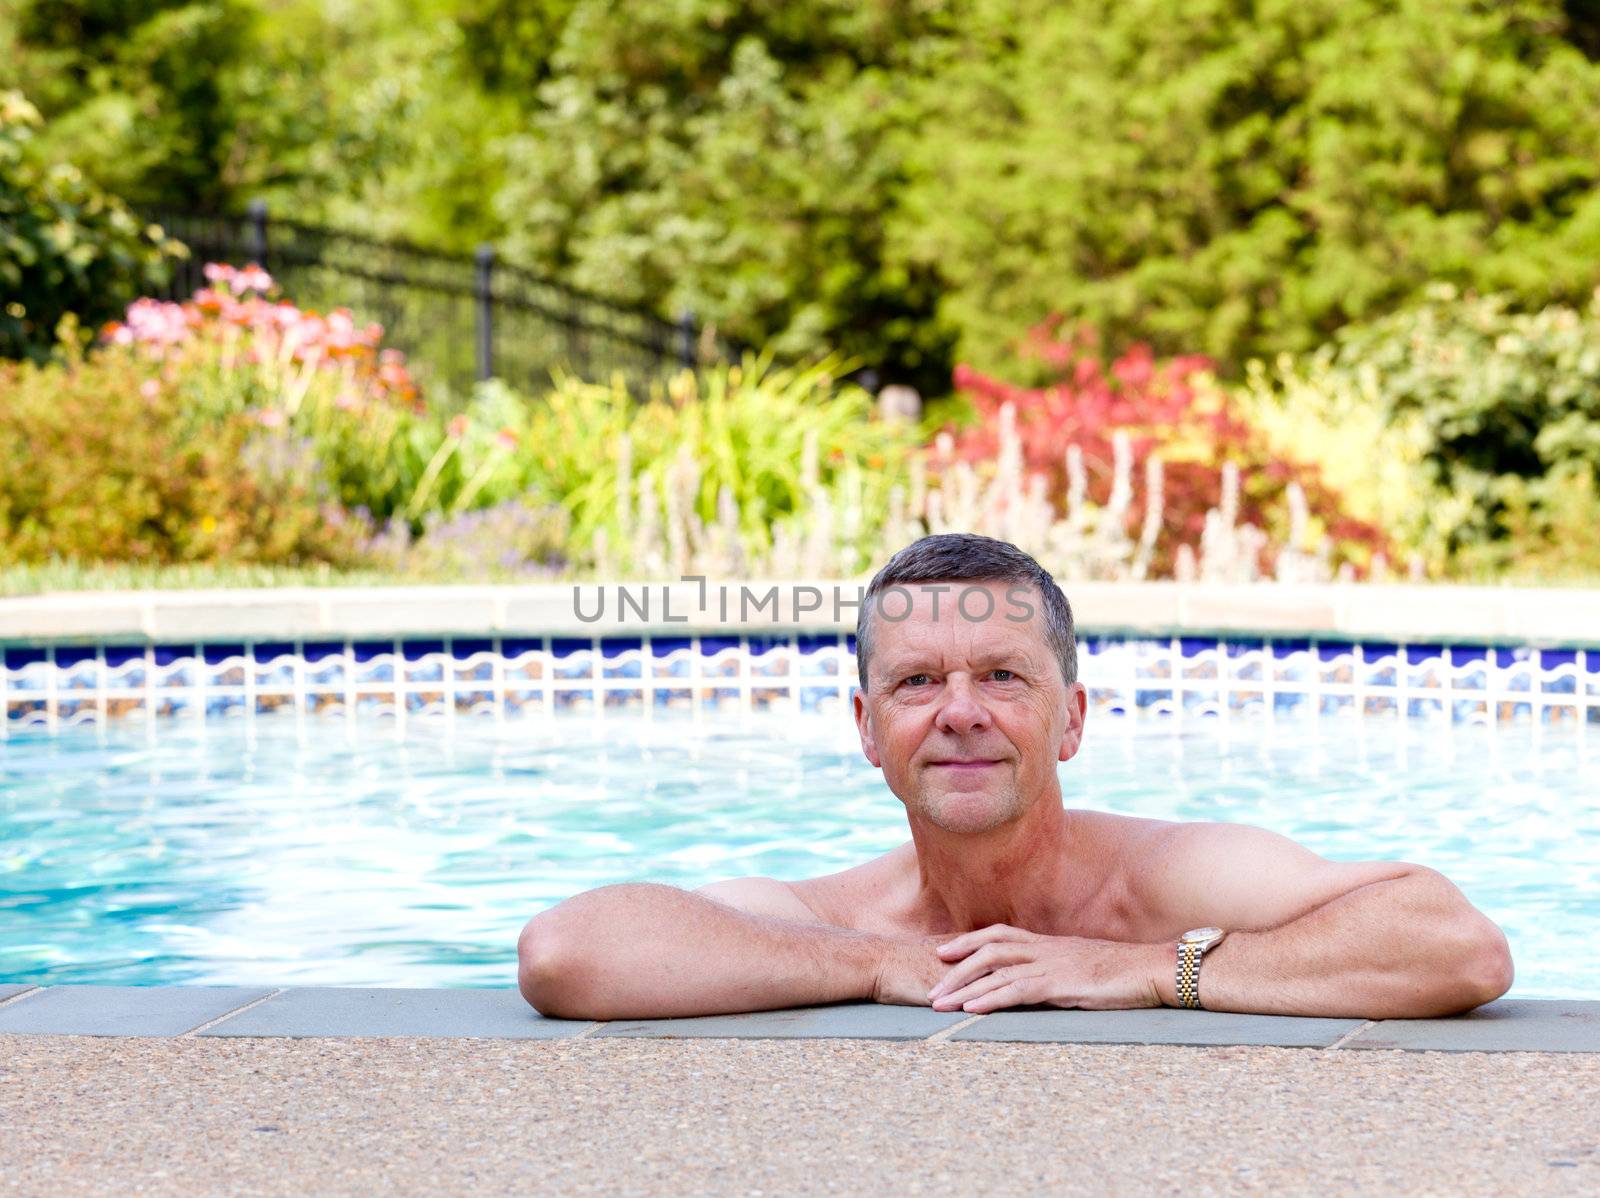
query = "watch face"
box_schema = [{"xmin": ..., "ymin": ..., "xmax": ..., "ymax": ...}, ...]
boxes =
[{"xmin": 1182, "ymin": 927, "xmax": 1223, "ymax": 944}]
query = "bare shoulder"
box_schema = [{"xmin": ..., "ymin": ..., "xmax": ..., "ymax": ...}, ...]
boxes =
[
  {"xmin": 693, "ymin": 876, "xmax": 823, "ymax": 924},
  {"xmin": 693, "ymin": 843, "xmax": 914, "ymax": 929},
  {"xmin": 1128, "ymin": 817, "xmax": 1421, "ymax": 933},
  {"xmin": 789, "ymin": 841, "xmax": 920, "ymax": 933}
]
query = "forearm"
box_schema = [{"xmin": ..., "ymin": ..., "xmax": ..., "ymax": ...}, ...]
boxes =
[
  {"xmin": 1151, "ymin": 871, "xmax": 1514, "ymax": 1019},
  {"xmin": 519, "ymin": 883, "xmax": 907, "ymax": 1019}
]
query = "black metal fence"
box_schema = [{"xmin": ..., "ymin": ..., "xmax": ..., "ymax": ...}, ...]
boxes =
[{"xmin": 143, "ymin": 203, "xmax": 738, "ymax": 400}]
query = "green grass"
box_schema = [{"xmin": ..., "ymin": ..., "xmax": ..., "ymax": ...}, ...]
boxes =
[
  {"xmin": 0, "ymin": 560, "xmax": 447, "ymax": 596},
  {"xmin": 3, "ymin": 559, "xmax": 1597, "ymax": 597}
]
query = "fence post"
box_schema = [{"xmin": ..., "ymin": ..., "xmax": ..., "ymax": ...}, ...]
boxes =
[
  {"xmin": 675, "ymin": 310, "xmax": 697, "ymax": 371},
  {"xmin": 247, "ymin": 200, "xmax": 269, "ymax": 268},
  {"xmin": 475, "ymin": 244, "xmax": 495, "ymax": 383}
]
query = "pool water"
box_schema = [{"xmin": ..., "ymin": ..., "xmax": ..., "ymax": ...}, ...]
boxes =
[{"xmin": 1, "ymin": 713, "xmax": 1595, "ymax": 997}]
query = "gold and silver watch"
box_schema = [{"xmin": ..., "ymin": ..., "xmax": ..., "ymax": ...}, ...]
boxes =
[{"xmin": 1175, "ymin": 927, "xmax": 1227, "ymax": 1009}]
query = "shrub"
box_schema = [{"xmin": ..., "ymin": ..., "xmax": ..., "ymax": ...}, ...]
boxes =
[
  {"xmin": 1240, "ymin": 286, "xmax": 1600, "ymax": 575},
  {"xmin": 0, "ymin": 341, "xmax": 367, "ymax": 567},
  {"xmin": 944, "ymin": 320, "xmax": 1393, "ymax": 578}
]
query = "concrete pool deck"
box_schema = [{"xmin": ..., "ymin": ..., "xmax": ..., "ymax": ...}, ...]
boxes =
[
  {"xmin": 4, "ymin": 1034, "xmax": 1599, "ymax": 1195},
  {"xmin": 1, "ymin": 985, "xmax": 1597, "ymax": 1052}
]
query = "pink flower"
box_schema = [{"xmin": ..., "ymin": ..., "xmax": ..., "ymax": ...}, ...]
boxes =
[
  {"xmin": 495, "ymin": 427, "xmax": 519, "ymax": 451},
  {"xmin": 203, "ymin": 263, "xmax": 235, "ymax": 285},
  {"xmin": 448, "ymin": 414, "xmax": 470, "ymax": 439},
  {"xmin": 234, "ymin": 264, "xmax": 273, "ymax": 295},
  {"xmin": 256, "ymin": 409, "xmax": 285, "ymax": 428},
  {"xmin": 139, "ymin": 379, "xmax": 161, "ymax": 399},
  {"xmin": 335, "ymin": 391, "xmax": 362, "ymax": 413}
]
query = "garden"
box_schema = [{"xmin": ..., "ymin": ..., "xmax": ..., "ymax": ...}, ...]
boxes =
[{"xmin": 5, "ymin": 1, "xmax": 1600, "ymax": 589}]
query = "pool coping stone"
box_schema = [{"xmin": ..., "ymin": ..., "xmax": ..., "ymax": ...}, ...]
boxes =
[
  {"xmin": 196, "ymin": 986, "xmax": 591, "ymax": 1040},
  {"xmin": 0, "ymin": 985, "xmax": 273, "ymax": 1037},
  {"xmin": 1, "ymin": 987, "xmax": 1596, "ymax": 1050},
  {"xmin": 1339, "ymin": 998, "xmax": 1600, "ymax": 1053},
  {"xmin": 949, "ymin": 1007, "xmax": 1364, "ymax": 1047},
  {"xmin": 594, "ymin": 1002, "xmax": 969, "ymax": 1041},
  {"xmin": 6, "ymin": 581, "xmax": 1600, "ymax": 647}
]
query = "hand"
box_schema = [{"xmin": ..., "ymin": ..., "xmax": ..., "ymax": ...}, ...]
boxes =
[
  {"xmin": 927, "ymin": 924, "xmax": 1167, "ymax": 1013},
  {"xmin": 870, "ymin": 934, "xmax": 952, "ymax": 1006}
]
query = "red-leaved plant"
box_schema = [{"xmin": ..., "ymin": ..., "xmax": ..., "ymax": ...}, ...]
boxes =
[{"xmin": 944, "ymin": 317, "xmax": 1392, "ymax": 576}]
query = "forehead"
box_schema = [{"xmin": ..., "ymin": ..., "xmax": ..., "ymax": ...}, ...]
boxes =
[{"xmin": 866, "ymin": 580, "xmax": 1053, "ymax": 666}]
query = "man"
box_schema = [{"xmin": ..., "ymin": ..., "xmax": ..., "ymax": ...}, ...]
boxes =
[{"xmin": 518, "ymin": 534, "xmax": 1514, "ymax": 1021}]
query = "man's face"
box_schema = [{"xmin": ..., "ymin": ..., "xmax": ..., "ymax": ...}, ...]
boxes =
[{"xmin": 853, "ymin": 580, "xmax": 1087, "ymax": 834}]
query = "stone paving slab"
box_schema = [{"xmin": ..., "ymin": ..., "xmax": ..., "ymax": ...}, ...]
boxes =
[
  {"xmin": 7, "ymin": 581, "xmax": 1600, "ymax": 645},
  {"xmin": 950, "ymin": 1006, "xmax": 1363, "ymax": 1047},
  {"xmin": 198, "ymin": 987, "xmax": 590, "ymax": 1039},
  {"xmin": 0, "ymin": 986, "xmax": 271, "ymax": 1036},
  {"xmin": 596, "ymin": 1002, "xmax": 970, "ymax": 1041},
  {"xmin": 1345, "ymin": 999, "xmax": 1600, "ymax": 1053},
  {"xmin": 1, "ymin": 987, "xmax": 1595, "ymax": 1050}
]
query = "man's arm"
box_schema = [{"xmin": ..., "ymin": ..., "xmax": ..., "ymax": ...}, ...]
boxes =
[
  {"xmin": 927, "ymin": 823, "xmax": 1514, "ymax": 1019},
  {"xmin": 517, "ymin": 881, "xmax": 943, "ymax": 1020},
  {"xmin": 1136, "ymin": 824, "xmax": 1514, "ymax": 1018}
]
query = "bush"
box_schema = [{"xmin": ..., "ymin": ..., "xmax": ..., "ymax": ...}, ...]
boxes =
[
  {"xmin": 945, "ymin": 321, "xmax": 1393, "ymax": 578},
  {"xmin": 0, "ymin": 341, "xmax": 367, "ymax": 567},
  {"xmin": 0, "ymin": 90, "xmax": 180, "ymax": 362},
  {"xmin": 1240, "ymin": 286, "xmax": 1600, "ymax": 575}
]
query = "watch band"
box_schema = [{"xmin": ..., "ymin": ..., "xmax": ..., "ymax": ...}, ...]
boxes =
[
  {"xmin": 1174, "ymin": 927, "xmax": 1225, "ymax": 1009},
  {"xmin": 1176, "ymin": 941, "xmax": 1204, "ymax": 1009}
]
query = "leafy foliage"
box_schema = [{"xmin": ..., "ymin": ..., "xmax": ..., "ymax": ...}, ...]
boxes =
[
  {"xmin": 11, "ymin": 1, "xmax": 1600, "ymax": 389},
  {"xmin": 0, "ymin": 340, "xmax": 366, "ymax": 565},
  {"xmin": 893, "ymin": 0, "xmax": 1600, "ymax": 377},
  {"xmin": 0, "ymin": 90, "xmax": 179, "ymax": 361},
  {"xmin": 947, "ymin": 320, "xmax": 1392, "ymax": 576},
  {"xmin": 1247, "ymin": 286, "xmax": 1600, "ymax": 572}
]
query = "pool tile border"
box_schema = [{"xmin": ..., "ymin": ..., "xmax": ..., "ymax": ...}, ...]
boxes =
[
  {"xmin": 0, "ymin": 988, "xmax": 1595, "ymax": 1052},
  {"xmin": 6, "ymin": 631, "xmax": 1599, "ymax": 734}
]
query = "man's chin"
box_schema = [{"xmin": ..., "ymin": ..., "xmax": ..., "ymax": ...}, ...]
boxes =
[{"xmin": 918, "ymin": 788, "xmax": 1021, "ymax": 835}]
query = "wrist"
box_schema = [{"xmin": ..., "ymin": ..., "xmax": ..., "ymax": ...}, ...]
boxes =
[{"xmin": 1147, "ymin": 940, "xmax": 1179, "ymax": 1008}]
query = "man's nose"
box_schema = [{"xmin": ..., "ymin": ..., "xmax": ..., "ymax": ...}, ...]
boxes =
[{"xmin": 934, "ymin": 674, "xmax": 991, "ymax": 736}]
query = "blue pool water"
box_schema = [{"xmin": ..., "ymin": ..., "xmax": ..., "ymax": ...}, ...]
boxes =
[{"xmin": 1, "ymin": 713, "xmax": 1595, "ymax": 997}]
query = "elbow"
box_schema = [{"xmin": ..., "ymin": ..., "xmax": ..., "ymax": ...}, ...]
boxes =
[
  {"xmin": 1431, "ymin": 920, "xmax": 1514, "ymax": 1016},
  {"xmin": 517, "ymin": 913, "xmax": 593, "ymax": 1020},
  {"xmin": 1462, "ymin": 923, "xmax": 1514, "ymax": 1009}
]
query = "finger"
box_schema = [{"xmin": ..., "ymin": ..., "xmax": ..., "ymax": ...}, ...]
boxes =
[
  {"xmin": 936, "ymin": 922, "xmax": 1030, "ymax": 958},
  {"xmin": 927, "ymin": 943, "xmax": 1030, "ymax": 1001},
  {"xmin": 933, "ymin": 963, "xmax": 1033, "ymax": 1011},
  {"xmin": 962, "ymin": 975, "xmax": 1039, "ymax": 1014}
]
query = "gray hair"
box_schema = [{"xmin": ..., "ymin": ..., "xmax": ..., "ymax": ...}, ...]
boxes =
[{"xmin": 855, "ymin": 533, "xmax": 1078, "ymax": 692}]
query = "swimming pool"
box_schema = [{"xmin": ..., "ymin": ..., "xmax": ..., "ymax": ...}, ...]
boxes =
[{"xmin": 1, "ymin": 711, "xmax": 1594, "ymax": 998}]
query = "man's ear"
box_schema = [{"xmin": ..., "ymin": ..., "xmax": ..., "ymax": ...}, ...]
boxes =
[
  {"xmin": 854, "ymin": 689, "xmax": 882, "ymax": 769},
  {"xmin": 1058, "ymin": 682, "xmax": 1088, "ymax": 763}
]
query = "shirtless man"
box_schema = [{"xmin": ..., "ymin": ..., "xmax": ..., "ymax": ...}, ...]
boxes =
[{"xmin": 518, "ymin": 533, "xmax": 1514, "ymax": 1021}]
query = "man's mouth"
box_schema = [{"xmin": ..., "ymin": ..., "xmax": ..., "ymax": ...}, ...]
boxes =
[{"xmin": 928, "ymin": 758, "xmax": 1002, "ymax": 769}]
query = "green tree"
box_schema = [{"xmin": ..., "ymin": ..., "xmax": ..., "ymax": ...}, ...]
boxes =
[
  {"xmin": 485, "ymin": 0, "xmax": 960, "ymax": 394},
  {"xmin": 0, "ymin": 90, "xmax": 178, "ymax": 361},
  {"xmin": 892, "ymin": 0, "xmax": 1600, "ymax": 377}
]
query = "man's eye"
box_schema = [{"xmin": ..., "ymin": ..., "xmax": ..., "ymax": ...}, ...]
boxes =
[
  {"xmin": 904, "ymin": 674, "xmax": 932, "ymax": 686},
  {"xmin": 991, "ymin": 669, "xmax": 1015, "ymax": 681}
]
